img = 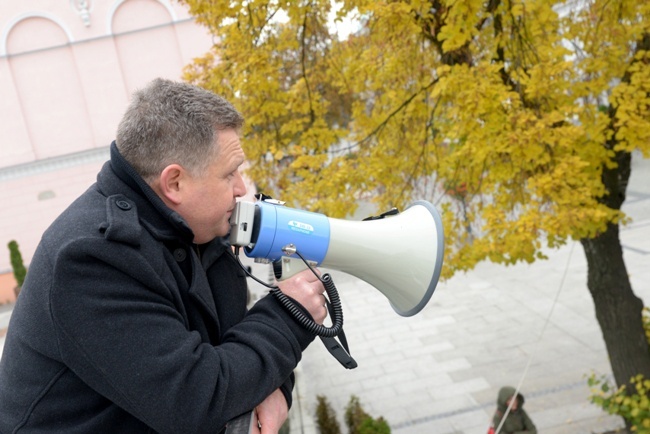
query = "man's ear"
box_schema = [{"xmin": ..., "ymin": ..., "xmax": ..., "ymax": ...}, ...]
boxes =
[{"xmin": 157, "ymin": 164, "xmax": 185, "ymax": 205}]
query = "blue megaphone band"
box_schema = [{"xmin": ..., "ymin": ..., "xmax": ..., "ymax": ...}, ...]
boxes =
[{"xmin": 244, "ymin": 200, "xmax": 331, "ymax": 264}]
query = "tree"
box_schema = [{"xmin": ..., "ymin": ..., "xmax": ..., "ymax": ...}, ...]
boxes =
[{"xmin": 180, "ymin": 0, "xmax": 650, "ymax": 427}]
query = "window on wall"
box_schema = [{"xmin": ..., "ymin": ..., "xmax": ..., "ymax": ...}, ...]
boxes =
[
  {"xmin": 6, "ymin": 16, "xmax": 94, "ymax": 161},
  {"xmin": 112, "ymin": 0, "xmax": 184, "ymax": 94}
]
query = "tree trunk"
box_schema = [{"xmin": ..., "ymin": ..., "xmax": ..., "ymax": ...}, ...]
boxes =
[
  {"xmin": 581, "ymin": 225, "xmax": 649, "ymax": 433},
  {"xmin": 581, "ymin": 228, "xmax": 650, "ymax": 389},
  {"xmin": 580, "ymin": 150, "xmax": 650, "ymax": 432}
]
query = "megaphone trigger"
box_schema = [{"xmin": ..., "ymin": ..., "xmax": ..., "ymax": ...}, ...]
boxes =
[{"xmin": 273, "ymin": 255, "xmax": 319, "ymax": 281}]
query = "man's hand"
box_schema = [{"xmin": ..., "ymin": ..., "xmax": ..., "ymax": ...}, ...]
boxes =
[
  {"xmin": 276, "ymin": 269, "xmax": 327, "ymax": 324},
  {"xmin": 255, "ymin": 388, "xmax": 288, "ymax": 434}
]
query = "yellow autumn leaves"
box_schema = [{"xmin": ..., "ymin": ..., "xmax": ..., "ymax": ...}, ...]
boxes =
[{"xmin": 181, "ymin": 0, "xmax": 650, "ymax": 277}]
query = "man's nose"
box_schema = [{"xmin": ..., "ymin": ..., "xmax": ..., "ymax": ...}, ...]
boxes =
[{"xmin": 234, "ymin": 172, "xmax": 247, "ymax": 197}]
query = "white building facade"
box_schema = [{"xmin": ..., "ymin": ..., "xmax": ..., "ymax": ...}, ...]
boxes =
[{"xmin": 0, "ymin": 0, "xmax": 215, "ymax": 275}]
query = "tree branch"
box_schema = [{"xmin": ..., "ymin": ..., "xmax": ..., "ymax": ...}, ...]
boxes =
[
  {"xmin": 331, "ymin": 77, "xmax": 440, "ymax": 155},
  {"xmin": 301, "ymin": 4, "xmax": 316, "ymax": 125}
]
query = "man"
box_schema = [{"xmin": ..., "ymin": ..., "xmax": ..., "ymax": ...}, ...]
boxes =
[{"xmin": 0, "ymin": 78, "xmax": 327, "ymax": 433}]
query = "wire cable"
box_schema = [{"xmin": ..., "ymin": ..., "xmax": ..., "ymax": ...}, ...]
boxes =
[{"xmin": 494, "ymin": 241, "xmax": 576, "ymax": 434}]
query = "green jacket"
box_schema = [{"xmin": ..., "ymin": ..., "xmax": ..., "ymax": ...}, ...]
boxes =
[{"xmin": 491, "ymin": 386, "xmax": 537, "ymax": 434}]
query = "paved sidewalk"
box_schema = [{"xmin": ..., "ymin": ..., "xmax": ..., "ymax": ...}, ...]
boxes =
[{"xmin": 288, "ymin": 152, "xmax": 650, "ymax": 434}]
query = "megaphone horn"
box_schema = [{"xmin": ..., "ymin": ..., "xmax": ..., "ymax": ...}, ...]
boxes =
[{"xmin": 229, "ymin": 198, "xmax": 444, "ymax": 317}]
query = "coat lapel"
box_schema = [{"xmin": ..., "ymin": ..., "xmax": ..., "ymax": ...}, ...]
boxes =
[{"xmin": 187, "ymin": 247, "xmax": 221, "ymax": 341}]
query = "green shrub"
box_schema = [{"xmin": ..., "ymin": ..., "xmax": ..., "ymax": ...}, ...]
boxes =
[
  {"xmin": 357, "ymin": 416, "xmax": 390, "ymax": 434},
  {"xmin": 588, "ymin": 307, "xmax": 650, "ymax": 433},
  {"xmin": 345, "ymin": 395, "xmax": 391, "ymax": 434},
  {"xmin": 588, "ymin": 374, "xmax": 650, "ymax": 433},
  {"xmin": 8, "ymin": 240, "xmax": 27, "ymax": 293},
  {"xmin": 315, "ymin": 395, "xmax": 341, "ymax": 434},
  {"xmin": 316, "ymin": 395, "xmax": 391, "ymax": 434},
  {"xmin": 345, "ymin": 395, "xmax": 369, "ymax": 434}
]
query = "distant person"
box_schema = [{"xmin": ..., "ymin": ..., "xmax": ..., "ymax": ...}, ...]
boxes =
[
  {"xmin": 488, "ymin": 386, "xmax": 537, "ymax": 434},
  {"xmin": 0, "ymin": 78, "xmax": 328, "ymax": 434}
]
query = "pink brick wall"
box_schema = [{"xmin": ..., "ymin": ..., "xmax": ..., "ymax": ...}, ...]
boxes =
[
  {"xmin": 0, "ymin": 0, "xmax": 215, "ymax": 271},
  {"xmin": 0, "ymin": 159, "xmax": 106, "ymax": 271}
]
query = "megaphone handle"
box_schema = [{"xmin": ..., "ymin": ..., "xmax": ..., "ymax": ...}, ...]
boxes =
[
  {"xmin": 273, "ymin": 257, "xmax": 314, "ymax": 280},
  {"xmin": 232, "ymin": 247, "xmax": 357, "ymax": 369}
]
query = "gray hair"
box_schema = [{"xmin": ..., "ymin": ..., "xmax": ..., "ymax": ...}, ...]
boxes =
[{"xmin": 116, "ymin": 78, "xmax": 244, "ymax": 182}]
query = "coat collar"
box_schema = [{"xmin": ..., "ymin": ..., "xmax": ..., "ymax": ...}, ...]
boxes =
[{"xmin": 98, "ymin": 141, "xmax": 195, "ymax": 244}]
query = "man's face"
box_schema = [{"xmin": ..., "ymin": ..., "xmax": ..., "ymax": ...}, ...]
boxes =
[{"xmin": 178, "ymin": 129, "xmax": 247, "ymax": 244}]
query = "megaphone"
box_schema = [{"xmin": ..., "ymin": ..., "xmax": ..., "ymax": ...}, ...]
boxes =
[{"xmin": 229, "ymin": 197, "xmax": 444, "ymax": 317}]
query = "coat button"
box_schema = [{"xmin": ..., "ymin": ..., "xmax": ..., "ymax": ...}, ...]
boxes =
[
  {"xmin": 173, "ymin": 248, "xmax": 187, "ymax": 262},
  {"xmin": 116, "ymin": 200, "xmax": 131, "ymax": 210}
]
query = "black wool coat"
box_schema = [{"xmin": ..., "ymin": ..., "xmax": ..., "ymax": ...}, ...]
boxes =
[{"xmin": 0, "ymin": 143, "xmax": 315, "ymax": 433}]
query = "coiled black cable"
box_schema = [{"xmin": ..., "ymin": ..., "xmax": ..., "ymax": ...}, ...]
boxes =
[
  {"xmin": 233, "ymin": 247, "xmax": 344, "ymax": 338},
  {"xmin": 269, "ymin": 272, "xmax": 343, "ymax": 337}
]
